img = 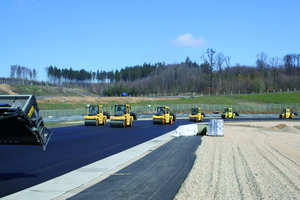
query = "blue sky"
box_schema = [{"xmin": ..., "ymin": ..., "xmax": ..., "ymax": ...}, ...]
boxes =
[{"xmin": 0, "ymin": 0, "xmax": 300, "ymax": 80}]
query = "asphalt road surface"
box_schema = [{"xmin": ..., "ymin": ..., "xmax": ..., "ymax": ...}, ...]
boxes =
[
  {"xmin": 69, "ymin": 136, "xmax": 202, "ymax": 200},
  {"xmin": 0, "ymin": 119, "xmax": 192, "ymax": 198}
]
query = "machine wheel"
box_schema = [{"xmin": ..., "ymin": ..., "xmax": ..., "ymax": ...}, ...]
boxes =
[{"xmin": 170, "ymin": 113, "xmax": 176, "ymax": 121}]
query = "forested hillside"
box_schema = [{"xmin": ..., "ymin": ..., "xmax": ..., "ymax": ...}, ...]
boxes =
[{"xmin": 5, "ymin": 49, "xmax": 300, "ymax": 96}]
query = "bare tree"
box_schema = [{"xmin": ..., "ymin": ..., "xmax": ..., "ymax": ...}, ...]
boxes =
[
  {"xmin": 296, "ymin": 54, "xmax": 300, "ymax": 76},
  {"xmin": 256, "ymin": 52, "xmax": 268, "ymax": 76},
  {"xmin": 29, "ymin": 69, "xmax": 33, "ymax": 80},
  {"xmin": 216, "ymin": 52, "xmax": 225, "ymax": 92},
  {"xmin": 223, "ymin": 56, "xmax": 231, "ymax": 93},
  {"xmin": 216, "ymin": 52, "xmax": 225, "ymax": 73},
  {"xmin": 269, "ymin": 56, "xmax": 280, "ymax": 84},
  {"xmin": 283, "ymin": 54, "xmax": 295, "ymax": 75},
  {"xmin": 201, "ymin": 48, "xmax": 216, "ymax": 93},
  {"xmin": 224, "ymin": 56, "xmax": 231, "ymax": 68},
  {"xmin": 16, "ymin": 65, "xmax": 22, "ymax": 79},
  {"xmin": 10, "ymin": 65, "xmax": 17, "ymax": 78},
  {"xmin": 33, "ymin": 69, "xmax": 37, "ymax": 80}
]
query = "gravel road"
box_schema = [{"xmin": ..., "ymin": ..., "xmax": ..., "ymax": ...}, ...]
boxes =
[{"xmin": 175, "ymin": 121, "xmax": 300, "ymax": 200}]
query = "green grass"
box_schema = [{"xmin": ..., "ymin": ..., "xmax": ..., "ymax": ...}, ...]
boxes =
[
  {"xmin": 44, "ymin": 121, "xmax": 83, "ymax": 128},
  {"xmin": 0, "ymin": 90, "xmax": 9, "ymax": 95},
  {"xmin": 37, "ymin": 92, "xmax": 300, "ymax": 110},
  {"xmin": 231, "ymin": 92, "xmax": 300, "ymax": 104},
  {"xmin": 38, "ymin": 103, "xmax": 88, "ymax": 110},
  {"xmin": 11, "ymin": 84, "xmax": 95, "ymax": 97},
  {"xmin": 131, "ymin": 92, "xmax": 300, "ymax": 106},
  {"xmin": 129, "ymin": 96, "xmax": 240, "ymax": 107}
]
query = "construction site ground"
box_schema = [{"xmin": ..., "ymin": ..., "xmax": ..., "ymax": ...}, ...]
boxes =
[
  {"xmin": 175, "ymin": 121, "xmax": 300, "ymax": 200},
  {"xmin": 2, "ymin": 120, "xmax": 300, "ymax": 200}
]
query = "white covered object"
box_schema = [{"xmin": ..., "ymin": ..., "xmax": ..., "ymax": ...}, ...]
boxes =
[
  {"xmin": 173, "ymin": 124, "xmax": 198, "ymax": 137},
  {"xmin": 208, "ymin": 119, "xmax": 224, "ymax": 136}
]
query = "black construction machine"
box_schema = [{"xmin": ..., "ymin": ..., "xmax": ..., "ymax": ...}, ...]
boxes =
[{"xmin": 0, "ymin": 95, "xmax": 53, "ymax": 150}]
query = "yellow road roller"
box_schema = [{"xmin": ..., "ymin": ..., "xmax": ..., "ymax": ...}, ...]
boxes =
[
  {"xmin": 221, "ymin": 107, "xmax": 239, "ymax": 119},
  {"xmin": 0, "ymin": 95, "xmax": 53, "ymax": 150},
  {"xmin": 152, "ymin": 106, "xmax": 175, "ymax": 124},
  {"xmin": 84, "ymin": 105, "xmax": 109, "ymax": 126},
  {"xmin": 279, "ymin": 108, "xmax": 297, "ymax": 119},
  {"xmin": 110, "ymin": 104, "xmax": 136, "ymax": 128},
  {"xmin": 189, "ymin": 107, "xmax": 205, "ymax": 122}
]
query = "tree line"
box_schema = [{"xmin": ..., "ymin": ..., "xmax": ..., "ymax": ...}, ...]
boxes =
[
  {"xmin": 93, "ymin": 51, "xmax": 300, "ymax": 96},
  {"xmin": 45, "ymin": 63, "xmax": 157, "ymax": 85},
  {"xmin": 8, "ymin": 50, "xmax": 300, "ymax": 96},
  {"xmin": 10, "ymin": 65, "xmax": 37, "ymax": 80}
]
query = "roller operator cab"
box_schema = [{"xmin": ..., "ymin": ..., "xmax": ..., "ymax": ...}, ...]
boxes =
[
  {"xmin": 84, "ymin": 105, "xmax": 109, "ymax": 126},
  {"xmin": 189, "ymin": 107, "xmax": 205, "ymax": 122},
  {"xmin": 110, "ymin": 104, "xmax": 137, "ymax": 128},
  {"xmin": 279, "ymin": 109, "xmax": 297, "ymax": 119},
  {"xmin": 221, "ymin": 107, "xmax": 239, "ymax": 119},
  {"xmin": 152, "ymin": 106, "xmax": 176, "ymax": 124}
]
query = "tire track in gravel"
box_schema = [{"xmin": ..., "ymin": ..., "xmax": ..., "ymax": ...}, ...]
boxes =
[
  {"xmin": 205, "ymin": 142, "xmax": 217, "ymax": 197},
  {"xmin": 259, "ymin": 132, "xmax": 293, "ymax": 169},
  {"xmin": 254, "ymin": 142, "xmax": 300, "ymax": 194},
  {"xmin": 213, "ymin": 144, "xmax": 223, "ymax": 200},
  {"xmin": 231, "ymin": 145, "xmax": 245, "ymax": 200},
  {"xmin": 263, "ymin": 132, "xmax": 300, "ymax": 169},
  {"xmin": 237, "ymin": 146, "xmax": 264, "ymax": 200},
  {"xmin": 175, "ymin": 122, "xmax": 300, "ymax": 200},
  {"xmin": 260, "ymin": 132, "xmax": 300, "ymax": 181}
]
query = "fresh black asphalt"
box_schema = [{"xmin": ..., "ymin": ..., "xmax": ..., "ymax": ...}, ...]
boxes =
[
  {"xmin": 69, "ymin": 136, "xmax": 202, "ymax": 200},
  {"xmin": 0, "ymin": 119, "xmax": 192, "ymax": 197}
]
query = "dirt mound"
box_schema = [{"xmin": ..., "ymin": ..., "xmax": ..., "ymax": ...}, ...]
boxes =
[
  {"xmin": 281, "ymin": 126, "xmax": 300, "ymax": 134},
  {"xmin": 268, "ymin": 123, "xmax": 300, "ymax": 134},
  {"xmin": 0, "ymin": 84, "xmax": 16, "ymax": 95},
  {"xmin": 273, "ymin": 124, "xmax": 288, "ymax": 129},
  {"xmin": 294, "ymin": 126, "xmax": 300, "ymax": 130}
]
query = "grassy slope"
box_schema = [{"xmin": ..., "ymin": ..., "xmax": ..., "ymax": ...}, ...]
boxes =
[
  {"xmin": 232, "ymin": 92, "xmax": 300, "ymax": 104},
  {"xmin": 131, "ymin": 92, "xmax": 300, "ymax": 106},
  {"xmin": 2, "ymin": 84, "xmax": 299, "ymax": 109},
  {"xmin": 11, "ymin": 84, "xmax": 96, "ymax": 97},
  {"xmin": 0, "ymin": 90, "xmax": 9, "ymax": 95},
  {"xmin": 38, "ymin": 92, "xmax": 300, "ymax": 110},
  {"xmin": 38, "ymin": 103, "xmax": 88, "ymax": 110}
]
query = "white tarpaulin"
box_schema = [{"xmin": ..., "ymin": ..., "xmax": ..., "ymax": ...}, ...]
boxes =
[
  {"xmin": 173, "ymin": 124, "xmax": 198, "ymax": 137},
  {"xmin": 207, "ymin": 119, "xmax": 224, "ymax": 136}
]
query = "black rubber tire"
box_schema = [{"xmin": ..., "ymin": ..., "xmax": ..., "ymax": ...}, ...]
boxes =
[
  {"xmin": 170, "ymin": 113, "xmax": 176, "ymax": 121},
  {"xmin": 104, "ymin": 112, "xmax": 110, "ymax": 119},
  {"xmin": 130, "ymin": 112, "xmax": 137, "ymax": 120}
]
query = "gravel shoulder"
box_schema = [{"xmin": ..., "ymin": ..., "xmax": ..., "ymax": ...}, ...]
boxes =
[{"xmin": 175, "ymin": 121, "xmax": 300, "ymax": 200}]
